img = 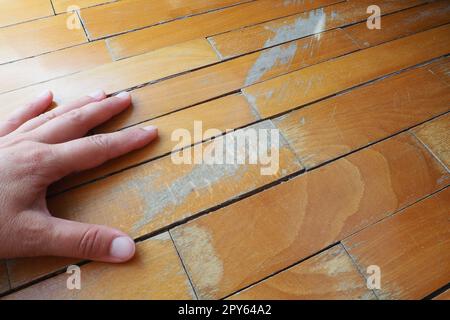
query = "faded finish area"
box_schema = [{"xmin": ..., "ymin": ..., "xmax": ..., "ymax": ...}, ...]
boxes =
[{"xmin": 0, "ymin": 0, "xmax": 449, "ymax": 300}]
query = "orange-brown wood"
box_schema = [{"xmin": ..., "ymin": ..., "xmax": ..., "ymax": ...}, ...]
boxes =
[
  {"xmin": 81, "ymin": 0, "xmax": 249, "ymax": 40},
  {"xmin": 412, "ymin": 114, "xmax": 450, "ymax": 170},
  {"xmin": 343, "ymin": 188, "xmax": 450, "ymax": 300},
  {"xmin": 52, "ymin": 0, "xmax": 116, "ymax": 13},
  {"xmin": 106, "ymin": 0, "xmax": 342, "ymax": 60},
  {"xmin": 3, "ymin": 233, "xmax": 196, "ymax": 300},
  {"xmin": 0, "ymin": 0, "xmax": 54, "ymax": 28},
  {"xmin": 8, "ymin": 121, "xmax": 302, "ymax": 287},
  {"xmin": 0, "ymin": 260, "xmax": 9, "ymax": 294},
  {"xmin": 209, "ymin": 0, "xmax": 425, "ymax": 59},
  {"xmin": 274, "ymin": 61, "xmax": 450, "ymax": 169},
  {"xmin": 0, "ymin": 13, "xmax": 87, "ymax": 64},
  {"xmin": 243, "ymin": 24, "xmax": 450, "ymax": 119},
  {"xmin": 0, "ymin": 39, "xmax": 218, "ymax": 120},
  {"xmin": 99, "ymin": 28, "xmax": 359, "ymax": 132},
  {"xmin": 429, "ymin": 56, "xmax": 450, "ymax": 85},
  {"xmin": 228, "ymin": 245, "xmax": 376, "ymax": 300},
  {"xmin": 344, "ymin": 1, "xmax": 450, "ymax": 48},
  {"xmin": 171, "ymin": 133, "xmax": 449, "ymax": 299},
  {"xmin": 0, "ymin": 41, "xmax": 112, "ymax": 94}
]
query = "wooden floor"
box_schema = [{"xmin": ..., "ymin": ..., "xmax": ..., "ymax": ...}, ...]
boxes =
[{"xmin": 0, "ymin": 0, "xmax": 449, "ymax": 300}]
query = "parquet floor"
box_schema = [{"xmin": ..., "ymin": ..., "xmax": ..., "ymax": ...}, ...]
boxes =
[{"xmin": 0, "ymin": 0, "xmax": 449, "ymax": 300}]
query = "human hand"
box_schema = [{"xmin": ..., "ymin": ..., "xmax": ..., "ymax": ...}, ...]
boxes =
[{"xmin": 0, "ymin": 90, "xmax": 157, "ymax": 263}]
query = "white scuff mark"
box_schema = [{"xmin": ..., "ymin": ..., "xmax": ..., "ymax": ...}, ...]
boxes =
[
  {"xmin": 264, "ymin": 8, "xmax": 327, "ymax": 48},
  {"xmin": 245, "ymin": 42, "xmax": 298, "ymax": 86}
]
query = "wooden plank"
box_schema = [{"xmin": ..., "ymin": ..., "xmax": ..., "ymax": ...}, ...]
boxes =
[
  {"xmin": 0, "ymin": 260, "xmax": 9, "ymax": 294},
  {"xmin": 412, "ymin": 113, "xmax": 450, "ymax": 170},
  {"xmin": 0, "ymin": 39, "xmax": 218, "ymax": 121},
  {"xmin": 343, "ymin": 188, "xmax": 450, "ymax": 300},
  {"xmin": 81, "ymin": 0, "xmax": 250, "ymax": 40},
  {"xmin": 99, "ymin": 28, "xmax": 359, "ymax": 132},
  {"xmin": 274, "ymin": 60, "xmax": 450, "ymax": 169},
  {"xmin": 0, "ymin": 13, "xmax": 87, "ymax": 64},
  {"xmin": 8, "ymin": 121, "xmax": 302, "ymax": 288},
  {"xmin": 3, "ymin": 233, "xmax": 196, "ymax": 299},
  {"xmin": 52, "ymin": 0, "xmax": 117, "ymax": 13},
  {"xmin": 106, "ymin": 0, "xmax": 343, "ymax": 60},
  {"xmin": 429, "ymin": 56, "xmax": 450, "ymax": 85},
  {"xmin": 209, "ymin": 0, "xmax": 425, "ymax": 59},
  {"xmin": 344, "ymin": 1, "xmax": 450, "ymax": 48},
  {"xmin": 242, "ymin": 24, "xmax": 450, "ymax": 119},
  {"xmin": 171, "ymin": 133, "xmax": 449, "ymax": 299},
  {"xmin": 51, "ymin": 93, "xmax": 258, "ymax": 193},
  {"xmin": 433, "ymin": 289, "xmax": 450, "ymax": 300},
  {"xmin": 0, "ymin": 0, "xmax": 54, "ymax": 28},
  {"xmin": 228, "ymin": 245, "xmax": 376, "ymax": 300},
  {"xmin": 0, "ymin": 41, "xmax": 112, "ymax": 94}
]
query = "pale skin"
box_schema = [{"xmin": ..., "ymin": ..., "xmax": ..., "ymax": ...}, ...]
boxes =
[{"xmin": 0, "ymin": 89, "xmax": 158, "ymax": 263}]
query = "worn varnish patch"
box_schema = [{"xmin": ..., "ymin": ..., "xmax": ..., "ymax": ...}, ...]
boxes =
[
  {"xmin": 344, "ymin": 0, "xmax": 450, "ymax": 48},
  {"xmin": 274, "ymin": 61, "xmax": 450, "ymax": 168},
  {"xmin": 100, "ymin": 28, "xmax": 358, "ymax": 132},
  {"xmin": 8, "ymin": 121, "xmax": 302, "ymax": 288},
  {"xmin": 413, "ymin": 114, "xmax": 450, "ymax": 170},
  {"xmin": 343, "ymin": 188, "xmax": 450, "ymax": 300},
  {"xmin": 208, "ymin": 0, "xmax": 425, "ymax": 58},
  {"xmin": 106, "ymin": 0, "xmax": 341, "ymax": 60},
  {"xmin": 171, "ymin": 133, "xmax": 449, "ymax": 299},
  {"xmin": 242, "ymin": 24, "xmax": 450, "ymax": 118},
  {"xmin": 3, "ymin": 233, "xmax": 195, "ymax": 300},
  {"xmin": 0, "ymin": 260, "xmax": 9, "ymax": 294},
  {"xmin": 228, "ymin": 245, "xmax": 376, "ymax": 300}
]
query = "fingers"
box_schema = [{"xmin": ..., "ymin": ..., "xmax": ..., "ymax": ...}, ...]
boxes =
[
  {"xmin": 17, "ymin": 89, "xmax": 107, "ymax": 133},
  {"xmin": 29, "ymin": 92, "xmax": 131, "ymax": 144},
  {"xmin": 0, "ymin": 90, "xmax": 53, "ymax": 137},
  {"xmin": 45, "ymin": 217, "xmax": 135, "ymax": 262},
  {"xmin": 51, "ymin": 126, "xmax": 158, "ymax": 178}
]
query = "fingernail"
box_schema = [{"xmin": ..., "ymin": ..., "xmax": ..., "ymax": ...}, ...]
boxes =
[
  {"xmin": 110, "ymin": 236, "xmax": 135, "ymax": 260},
  {"xmin": 88, "ymin": 89, "xmax": 105, "ymax": 100},
  {"xmin": 142, "ymin": 125, "xmax": 158, "ymax": 133},
  {"xmin": 37, "ymin": 90, "xmax": 51, "ymax": 99},
  {"xmin": 115, "ymin": 91, "xmax": 130, "ymax": 100}
]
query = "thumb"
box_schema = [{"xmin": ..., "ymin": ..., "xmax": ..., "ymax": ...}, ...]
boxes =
[{"xmin": 45, "ymin": 217, "xmax": 136, "ymax": 263}]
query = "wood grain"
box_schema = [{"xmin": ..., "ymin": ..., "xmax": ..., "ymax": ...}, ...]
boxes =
[
  {"xmin": 0, "ymin": 0, "xmax": 54, "ymax": 27},
  {"xmin": 106, "ymin": 0, "xmax": 342, "ymax": 60},
  {"xmin": 9, "ymin": 121, "xmax": 302, "ymax": 288},
  {"xmin": 0, "ymin": 41, "xmax": 112, "ymax": 94},
  {"xmin": 0, "ymin": 39, "xmax": 218, "ymax": 121},
  {"xmin": 209, "ymin": 0, "xmax": 425, "ymax": 59},
  {"xmin": 242, "ymin": 24, "xmax": 450, "ymax": 118},
  {"xmin": 0, "ymin": 260, "xmax": 9, "ymax": 294},
  {"xmin": 274, "ymin": 61, "xmax": 450, "ymax": 169},
  {"xmin": 429, "ymin": 56, "xmax": 450, "ymax": 85},
  {"xmin": 3, "ymin": 233, "xmax": 196, "ymax": 300},
  {"xmin": 343, "ymin": 188, "xmax": 450, "ymax": 300},
  {"xmin": 52, "ymin": 0, "xmax": 117, "ymax": 13},
  {"xmin": 171, "ymin": 133, "xmax": 449, "ymax": 299},
  {"xmin": 0, "ymin": 13, "xmax": 87, "ymax": 64},
  {"xmin": 228, "ymin": 245, "xmax": 376, "ymax": 300},
  {"xmin": 412, "ymin": 113, "xmax": 450, "ymax": 170},
  {"xmin": 81, "ymin": 0, "xmax": 249, "ymax": 40},
  {"xmin": 51, "ymin": 93, "xmax": 258, "ymax": 193},
  {"xmin": 99, "ymin": 28, "xmax": 359, "ymax": 132},
  {"xmin": 344, "ymin": 1, "xmax": 450, "ymax": 48}
]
